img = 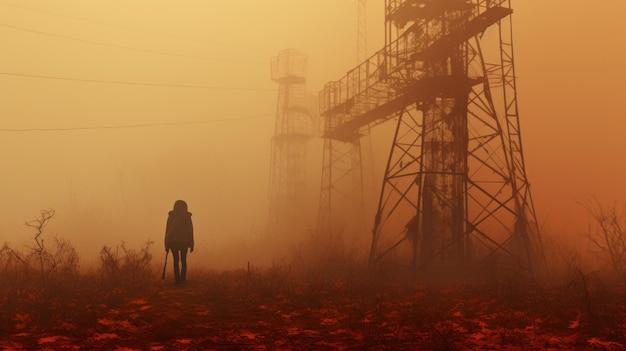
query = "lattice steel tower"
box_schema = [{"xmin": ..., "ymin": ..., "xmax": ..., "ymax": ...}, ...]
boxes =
[
  {"xmin": 269, "ymin": 49, "xmax": 314, "ymax": 237},
  {"xmin": 358, "ymin": 0, "xmax": 368, "ymax": 63},
  {"xmin": 319, "ymin": 0, "xmax": 544, "ymax": 273},
  {"xmin": 317, "ymin": 0, "xmax": 372, "ymax": 237}
]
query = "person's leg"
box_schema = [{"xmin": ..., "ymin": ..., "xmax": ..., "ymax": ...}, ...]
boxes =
[
  {"xmin": 180, "ymin": 247, "xmax": 188, "ymax": 282},
  {"xmin": 172, "ymin": 248, "xmax": 181, "ymax": 283}
]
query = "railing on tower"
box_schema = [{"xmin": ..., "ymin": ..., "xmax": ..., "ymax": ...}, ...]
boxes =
[{"xmin": 319, "ymin": 0, "xmax": 512, "ymax": 141}]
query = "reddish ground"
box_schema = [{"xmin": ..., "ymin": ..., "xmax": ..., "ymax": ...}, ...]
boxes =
[{"xmin": 1, "ymin": 269, "xmax": 625, "ymax": 350}]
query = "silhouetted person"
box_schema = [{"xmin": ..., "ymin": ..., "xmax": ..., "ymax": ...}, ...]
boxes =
[
  {"xmin": 165, "ymin": 200, "xmax": 194, "ymax": 284},
  {"xmin": 405, "ymin": 214, "xmax": 419, "ymax": 242}
]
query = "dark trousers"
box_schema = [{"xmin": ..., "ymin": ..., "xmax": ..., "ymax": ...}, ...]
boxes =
[{"xmin": 170, "ymin": 246, "xmax": 189, "ymax": 283}]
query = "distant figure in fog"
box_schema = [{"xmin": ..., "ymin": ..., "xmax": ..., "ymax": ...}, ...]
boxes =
[
  {"xmin": 405, "ymin": 214, "xmax": 419, "ymax": 242},
  {"xmin": 165, "ymin": 200, "xmax": 194, "ymax": 284}
]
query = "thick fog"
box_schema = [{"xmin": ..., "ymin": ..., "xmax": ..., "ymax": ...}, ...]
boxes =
[{"xmin": 1, "ymin": 0, "xmax": 625, "ymax": 268}]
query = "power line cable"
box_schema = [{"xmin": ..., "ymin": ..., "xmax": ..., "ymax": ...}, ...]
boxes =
[
  {"xmin": 0, "ymin": 0, "xmax": 271, "ymax": 53},
  {"xmin": 0, "ymin": 72, "xmax": 276, "ymax": 91},
  {"xmin": 0, "ymin": 1, "xmax": 142, "ymax": 33},
  {"xmin": 0, "ymin": 23, "xmax": 265, "ymax": 64},
  {"xmin": 0, "ymin": 113, "xmax": 274, "ymax": 133}
]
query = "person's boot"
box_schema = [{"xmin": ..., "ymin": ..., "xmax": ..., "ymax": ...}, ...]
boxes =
[
  {"xmin": 174, "ymin": 269, "xmax": 181, "ymax": 284},
  {"xmin": 181, "ymin": 268, "xmax": 186, "ymax": 283}
]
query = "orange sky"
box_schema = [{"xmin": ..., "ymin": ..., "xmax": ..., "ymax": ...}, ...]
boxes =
[{"xmin": 1, "ymin": 0, "xmax": 625, "ymax": 266}]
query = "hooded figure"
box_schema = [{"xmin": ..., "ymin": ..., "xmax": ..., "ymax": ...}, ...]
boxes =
[{"xmin": 165, "ymin": 200, "xmax": 194, "ymax": 284}]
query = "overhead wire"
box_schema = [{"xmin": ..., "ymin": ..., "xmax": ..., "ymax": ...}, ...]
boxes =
[
  {"xmin": 0, "ymin": 0, "xmax": 272, "ymax": 54},
  {"xmin": 0, "ymin": 1, "xmax": 146, "ymax": 33},
  {"xmin": 0, "ymin": 72, "xmax": 276, "ymax": 91},
  {"xmin": 0, "ymin": 3, "xmax": 279, "ymax": 134},
  {"xmin": 0, "ymin": 113, "xmax": 274, "ymax": 133},
  {"xmin": 0, "ymin": 23, "xmax": 265, "ymax": 64}
]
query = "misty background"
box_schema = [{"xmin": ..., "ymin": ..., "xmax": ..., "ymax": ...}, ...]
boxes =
[{"xmin": 1, "ymin": 0, "xmax": 625, "ymax": 268}]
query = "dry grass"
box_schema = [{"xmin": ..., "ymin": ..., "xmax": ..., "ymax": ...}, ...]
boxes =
[{"xmin": 1, "ymin": 234, "xmax": 626, "ymax": 350}]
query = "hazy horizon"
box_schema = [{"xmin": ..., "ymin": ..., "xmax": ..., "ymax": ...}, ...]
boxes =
[{"xmin": 2, "ymin": 0, "xmax": 625, "ymax": 268}]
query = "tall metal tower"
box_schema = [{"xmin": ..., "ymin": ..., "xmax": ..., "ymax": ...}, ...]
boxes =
[
  {"xmin": 317, "ymin": 117, "xmax": 364, "ymax": 236},
  {"xmin": 319, "ymin": 0, "xmax": 543, "ymax": 273},
  {"xmin": 316, "ymin": 0, "xmax": 374, "ymax": 238},
  {"xmin": 357, "ymin": 0, "xmax": 368, "ymax": 63},
  {"xmin": 269, "ymin": 49, "xmax": 314, "ymax": 237}
]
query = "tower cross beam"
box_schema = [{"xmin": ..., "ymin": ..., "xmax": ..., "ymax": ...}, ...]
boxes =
[{"xmin": 320, "ymin": 5, "xmax": 510, "ymax": 138}]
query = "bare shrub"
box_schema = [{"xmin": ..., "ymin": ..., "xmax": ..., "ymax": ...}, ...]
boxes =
[
  {"xmin": 0, "ymin": 242, "xmax": 31, "ymax": 335},
  {"xmin": 98, "ymin": 240, "xmax": 154, "ymax": 289},
  {"xmin": 50, "ymin": 237, "xmax": 80, "ymax": 282},
  {"xmin": 0, "ymin": 210, "xmax": 81, "ymax": 333},
  {"xmin": 0, "ymin": 243, "xmax": 31, "ymax": 285},
  {"xmin": 583, "ymin": 198, "xmax": 626, "ymax": 274},
  {"xmin": 10, "ymin": 209, "xmax": 82, "ymax": 287},
  {"xmin": 25, "ymin": 209, "xmax": 56, "ymax": 282}
]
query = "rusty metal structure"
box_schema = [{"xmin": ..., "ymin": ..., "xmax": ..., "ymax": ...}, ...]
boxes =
[
  {"xmin": 316, "ymin": 0, "xmax": 373, "ymax": 238},
  {"xmin": 269, "ymin": 49, "xmax": 315, "ymax": 237},
  {"xmin": 318, "ymin": 0, "xmax": 543, "ymax": 272},
  {"xmin": 317, "ymin": 119, "xmax": 365, "ymax": 236},
  {"xmin": 358, "ymin": 0, "xmax": 368, "ymax": 63}
]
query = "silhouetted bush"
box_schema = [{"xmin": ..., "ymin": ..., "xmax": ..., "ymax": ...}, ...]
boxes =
[
  {"xmin": 98, "ymin": 240, "xmax": 154, "ymax": 289},
  {"xmin": 584, "ymin": 198, "xmax": 626, "ymax": 275},
  {"xmin": 0, "ymin": 243, "xmax": 30, "ymax": 286},
  {"xmin": 0, "ymin": 234, "xmax": 80, "ymax": 334}
]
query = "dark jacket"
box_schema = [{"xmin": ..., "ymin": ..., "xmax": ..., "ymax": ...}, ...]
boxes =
[{"xmin": 165, "ymin": 201, "xmax": 194, "ymax": 250}]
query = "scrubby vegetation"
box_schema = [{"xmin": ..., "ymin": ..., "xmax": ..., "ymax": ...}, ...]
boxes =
[{"xmin": 1, "ymin": 209, "xmax": 626, "ymax": 350}]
